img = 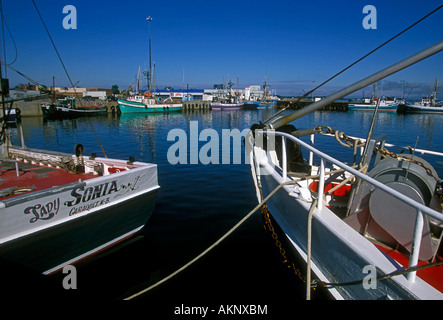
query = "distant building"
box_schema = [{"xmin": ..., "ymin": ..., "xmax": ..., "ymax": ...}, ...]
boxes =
[
  {"xmin": 52, "ymin": 87, "xmax": 112, "ymax": 98},
  {"xmin": 53, "ymin": 87, "xmax": 87, "ymax": 98},
  {"xmin": 83, "ymin": 91, "xmax": 107, "ymax": 100},
  {"xmin": 9, "ymin": 88, "xmax": 41, "ymax": 100}
]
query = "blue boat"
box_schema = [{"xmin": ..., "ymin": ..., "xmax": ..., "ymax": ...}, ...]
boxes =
[{"xmin": 243, "ymin": 99, "xmax": 277, "ymax": 110}]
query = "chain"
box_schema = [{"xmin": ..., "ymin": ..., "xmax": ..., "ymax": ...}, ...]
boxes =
[
  {"xmin": 375, "ymin": 146, "xmax": 439, "ymax": 182},
  {"xmin": 317, "ymin": 126, "xmax": 439, "ymax": 182},
  {"xmin": 261, "ymin": 204, "xmax": 308, "ymax": 285}
]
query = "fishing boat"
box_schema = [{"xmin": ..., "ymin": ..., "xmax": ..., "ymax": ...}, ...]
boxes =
[
  {"xmin": 243, "ymin": 99, "xmax": 277, "ymax": 110},
  {"xmin": 247, "ymin": 40, "xmax": 443, "ymax": 300},
  {"xmin": 348, "ymin": 97, "xmax": 399, "ymax": 112},
  {"xmin": 211, "ymin": 101, "xmax": 243, "ymax": 111},
  {"xmin": 0, "ymin": 1, "xmax": 159, "ymax": 281},
  {"xmin": 402, "ymin": 79, "xmax": 442, "ymax": 113},
  {"xmin": 242, "ymin": 76, "xmax": 278, "ymax": 109},
  {"xmin": 0, "ymin": 129, "xmax": 159, "ymax": 274},
  {"xmin": 403, "ymin": 99, "xmax": 443, "ymax": 113},
  {"xmin": 118, "ymin": 94, "xmax": 182, "ymax": 114},
  {"xmin": 41, "ymin": 98, "xmax": 107, "ymax": 119},
  {"xmin": 2, "ymin": 86, "xmax": 159, "ymax": 275},
  {"xmin": 210, "ymin": 80, "xmax": 243, "ymax": 111}
]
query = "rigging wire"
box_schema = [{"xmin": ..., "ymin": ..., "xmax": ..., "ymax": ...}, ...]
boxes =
[
  {"xmin": 0, "ymin": 59, "xmax": 44, "ymax": 87},
  {"xmin": 264, "ymin": 3, "xmax": 443, "ymax": 125},
  {"xmin": 31, "ymin": 0, "xmax": 108, "ymax": 158},
  {"xmin": 0, "ymin": 9, "xmax": 18, "ymax": 66}
]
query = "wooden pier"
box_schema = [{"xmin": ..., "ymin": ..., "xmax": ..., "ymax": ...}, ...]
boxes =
[{"xmin": 182, "ymin": 100, "xmax": 211, "ymax": 111}]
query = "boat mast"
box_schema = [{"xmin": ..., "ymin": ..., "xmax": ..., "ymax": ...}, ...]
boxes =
[
  {"xmin": 263, "ymin": 74, "xmax": 269, "ymax": 99},
  {"xmin": 268, "ymin": 40, "xmax": 443, "ymax": 130},
  {"xmin": 138, "ymin": 65, "xmax": 141, "ymax": 93},
  {"xmin": 146, "ymin": 16, "xmax": 152, "ymax": 94},
  {"xmin": 432, "ymin": 78, "xmax": 439, "ymax": 106},
  {"xmin": 0, "ymin": 0, "xmax": 10, "ymax": 157}
]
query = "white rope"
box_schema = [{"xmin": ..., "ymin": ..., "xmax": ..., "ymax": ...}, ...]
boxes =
[{"xmin": 123, "ymin": 178, "xmax": 300, "ymax": 300}]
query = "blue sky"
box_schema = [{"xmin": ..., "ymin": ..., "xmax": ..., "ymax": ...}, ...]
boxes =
[{"xmin": 1, "ymin": 0, "xmax": 443, "ymax": 98}]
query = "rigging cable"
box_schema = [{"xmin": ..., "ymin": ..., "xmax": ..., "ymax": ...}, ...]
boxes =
[
  {"xmin": 264, "ymin": 3, "xmax": 443, "ymax": 125},
  {"xmin": 0, "ymin": 59, "xmax": 45, "ymax": 88},
  {"xmin": 0, "ymin": 8, "xmax": 18, "ymax": 66},
  {"xmin": 31, "ymin": 0, "xmax": 108, "ymax": 158}
]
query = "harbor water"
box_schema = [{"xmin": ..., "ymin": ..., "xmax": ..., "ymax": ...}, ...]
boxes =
[{"xmin": 5, "ymin": 109, "xmax": 443, "ymax": 312}]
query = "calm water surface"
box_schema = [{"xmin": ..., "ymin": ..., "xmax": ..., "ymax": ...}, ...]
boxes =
[{"xmin": 7, "ymin": 109, "xmax": 443, "ymax": 312}]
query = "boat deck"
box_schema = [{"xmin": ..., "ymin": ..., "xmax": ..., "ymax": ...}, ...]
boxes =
[
  {"xmin": 376, "ymin": 244, "xmax": 443, "ymax": 293},
  {"xmin": 0, "ymin": 159, "xmax": 96, "ymax": 200}
]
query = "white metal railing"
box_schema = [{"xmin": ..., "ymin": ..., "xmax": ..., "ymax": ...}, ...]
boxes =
[{"xmin": 259, "ymin": 130, "xmax": 443, "ymax": 283}]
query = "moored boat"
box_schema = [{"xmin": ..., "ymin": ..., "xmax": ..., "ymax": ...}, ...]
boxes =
[
  {"xmin": 243, "ymin": 76, "xmax": 278, "ymax": 109},
  {"xmin": 41, "ymin": 98, "xmax": 107, "ymax": 119},
  {"xmin": 0, "ymin": 2, "xmax": 160, "ymax": 278},
  {"xmin": 401, "ymin": 79, "xmax": 442, "ymax": 113},
  {"xmin": 348, "ymin": 98, "xmax": 399, "ymax": 112},
  {"xmin": 118, "ymin": 94, "xmax": 182, "ymax": 114},
  {"xmin": 402, "ymin": 101, "xmax": 443, "ymax": 113},
  {"xmin": 243, "ymin": 99, "xmax": 277, "ymax": 110},
  {"xmin": 247, "ymin": 40, "xmax": 443, "ymax": 300},
  {"xmin": 0, "ymin": 139, "xmax": 159, "ymax": 274},
  {"xmin": 210, "ymin": 102, "xmax": 243, "ymax": 111}
]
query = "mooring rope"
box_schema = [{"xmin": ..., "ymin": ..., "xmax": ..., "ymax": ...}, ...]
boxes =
[
  {"xmin": 123, "ymin": 161, "xmax": 365, "ymax": 300},
  {"xmin": 124, "ymin": 165, "xmax": 443, "ymax": 300},
  {"xmin": 123, "ymin": 178, "xmax": 301, "ymax": 300}
]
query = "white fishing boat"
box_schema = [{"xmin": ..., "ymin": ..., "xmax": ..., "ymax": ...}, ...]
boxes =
[
  {"xmin": 211, "ymin": 80, "xmax": 243, "ymax": 111},
  {"xmin": 0, "ymin": 136, "xmax": 159, "ymax": 275},
  {"xmin": 0, "ymin": 47, "xmax": 159, "ymax": 276},
  {"xmin": 247, "ymin": 40, "xmax": 443, "ymax": 300},
  {"xmin": 243, "ymin": 75, "xmax": 278, "ymax": 109},
  {"xmin": 403, "ymin": 79, "xmax": 442, "ymax": 113}
]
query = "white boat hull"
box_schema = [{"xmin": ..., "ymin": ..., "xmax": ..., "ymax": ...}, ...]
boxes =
[
  {"xmin": 0, "ymin": 148, "xmax": 159, "ymax": 274},
  {"xmin": 249, "ymin": 132, "xmax": 443, "ymax": 300}
]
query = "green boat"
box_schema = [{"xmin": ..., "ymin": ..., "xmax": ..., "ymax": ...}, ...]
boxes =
[{"xmin": 118, "ymin": 96, "xmax": 182, "ymax": 113}]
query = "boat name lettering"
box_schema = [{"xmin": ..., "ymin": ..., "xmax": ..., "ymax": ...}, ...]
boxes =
[
  {"xmin": 69, "ymin": 198, "xmax": 110, "ymax": 216},
  {"xmin": 64, "ymin": 180, "xmax": 119, "ymax": 207},
  {"xmin": 24, "ymin": 198, "xmax": 60, "ymax": 223}
]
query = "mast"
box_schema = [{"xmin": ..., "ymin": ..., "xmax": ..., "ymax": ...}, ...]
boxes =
[
  {"xmin": 432, "ymin": 78, "xmax": 439, "ymax": 106},
  {"xmin": 0, "ymin": 0, "xmax": 10, "ymax": 157},
  {"xmin": 263, "ymin": 74, "xmax": 269, "ymax": 99},
  {"xmin": 136, "ymin": 64, "xmax": 142, "ymax": 93},
  {"xmin": 146, "ymin": 16, "xmax": 152, "ymax": 94}
]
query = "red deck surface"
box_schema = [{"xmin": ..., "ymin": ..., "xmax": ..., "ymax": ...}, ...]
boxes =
[
  {"xmin": 376, "ymin": 244, "xmax": 443, "ymax": 293},
  {"xmin": 0, "ymin": 161, "xmax": 96, "ymax": 200}
]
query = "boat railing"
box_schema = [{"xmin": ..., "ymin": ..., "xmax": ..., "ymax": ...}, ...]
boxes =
[{"xmin": 256, "ymin": 130, "xmax": 443, "ymax": 283}]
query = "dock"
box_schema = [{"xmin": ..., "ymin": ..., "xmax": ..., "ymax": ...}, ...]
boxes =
[{"xmin": 182, "ymin": 100, "xmax": 211, "ymax": 111}]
